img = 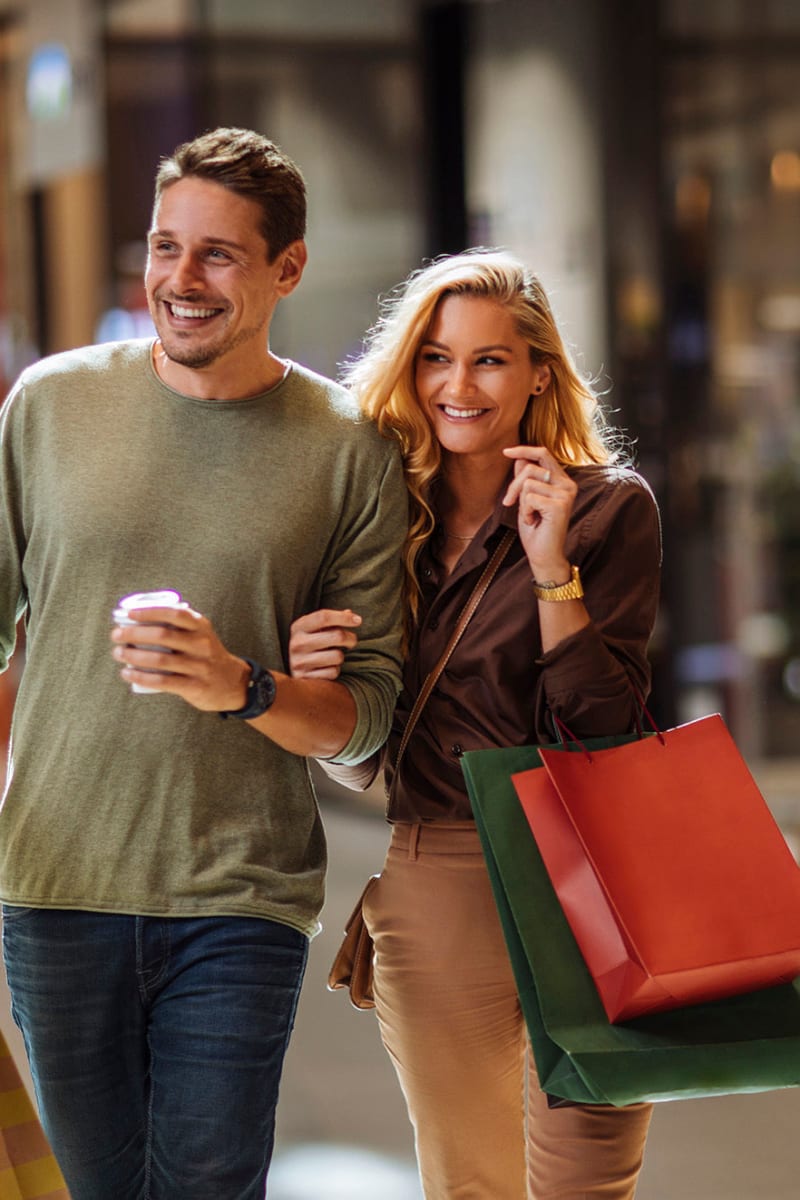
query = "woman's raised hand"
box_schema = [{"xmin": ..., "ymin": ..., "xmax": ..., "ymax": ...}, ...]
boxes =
[
  {"xmin": 502, "ymin": 445, "xmax": 577, "ymax": 581},
  {"xmin": 288, "ymin": 609, "xmax": 362, "ymax": 679}
]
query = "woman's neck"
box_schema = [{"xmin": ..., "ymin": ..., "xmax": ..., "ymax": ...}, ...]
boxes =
[{"xmin": 438, "ymin": 453, "xmax": 511, "ymax": 535}]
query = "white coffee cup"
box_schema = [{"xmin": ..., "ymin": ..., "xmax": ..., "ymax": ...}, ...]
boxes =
[{"xmin": 112, "ymin": 590, "xmax": 191, "ymax": 694}]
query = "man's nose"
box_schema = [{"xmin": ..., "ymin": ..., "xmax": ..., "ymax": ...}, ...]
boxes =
[{"xmin": 169, "ymin": 253, "xmax": 203, "ymax": 293}]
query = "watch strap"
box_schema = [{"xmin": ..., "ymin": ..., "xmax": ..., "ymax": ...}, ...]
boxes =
[
  {"xmin": 219, "ymin": 657, "xmax": 276, "ymax": 720},
  {"xmin": 531, "ymin": 564, "xmax": 584, "ymax": 602}
]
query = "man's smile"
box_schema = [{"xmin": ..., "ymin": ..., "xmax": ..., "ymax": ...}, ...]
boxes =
[
  {"xmin": 168, "ymin": 303, "xmax": 222, "ymax": 319},
  {"xmin": 163, "ymin": 300, "xmax": 225, "ymax": 321}
]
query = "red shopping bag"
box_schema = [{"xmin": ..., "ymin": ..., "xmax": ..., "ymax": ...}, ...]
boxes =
[{"xmin": 512, "ymin": 714, "xmax": 800, "ymax": 1023}]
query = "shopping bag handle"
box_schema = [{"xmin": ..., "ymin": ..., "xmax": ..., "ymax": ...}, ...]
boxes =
[
  {"xmin": 552, "ymin": 691, "xmax": 665, "ymax": 761},
  {"xmin": 629, "ymin": 686, "xmax": 666, "ymax": 745}
]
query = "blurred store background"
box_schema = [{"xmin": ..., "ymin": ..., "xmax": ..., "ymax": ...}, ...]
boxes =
[{"xmin": 0, "ymin": 0, "xmax": 799, "ymax": 1195}]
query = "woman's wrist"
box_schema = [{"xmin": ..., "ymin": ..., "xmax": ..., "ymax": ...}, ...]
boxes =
[{"xmin": 529, "ymin": 559, "xmax": 572, "ymax": 588}]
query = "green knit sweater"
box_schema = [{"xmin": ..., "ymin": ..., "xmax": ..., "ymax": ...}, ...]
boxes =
[{"xmin": 0, "ymin": 341, "xmax": 406, "ymax": 935}]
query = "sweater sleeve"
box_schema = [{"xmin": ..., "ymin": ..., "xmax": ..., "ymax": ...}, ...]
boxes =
[
  {"xmin": 320, "ymin": 443, "xmax": 407, "ymax": 765},
  {"xmin": 534, "ymin": 474, "xmax": 662, "ymax": 740},
  {"xmin": 0, "ymin": 383, "xmax": 27, "ymax": 673}
]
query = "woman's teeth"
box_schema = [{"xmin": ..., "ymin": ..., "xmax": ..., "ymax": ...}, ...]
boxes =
[{"xmin": 443, "ymin": 406, "xmax": 484, "ymax": 419}]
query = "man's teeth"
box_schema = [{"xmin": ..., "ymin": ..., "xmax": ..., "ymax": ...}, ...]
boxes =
[
  {"xmin": 443, "ymin": 405, "xmax": 484, "ymax": 419},
  {"xmin": 170, "ymin": 304, "xmax": 218, "ymax": 319}
]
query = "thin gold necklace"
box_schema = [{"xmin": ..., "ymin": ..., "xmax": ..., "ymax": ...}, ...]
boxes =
[{"xmin": 443, "ymin": 529, "xmax": 476, "ymax": 541}]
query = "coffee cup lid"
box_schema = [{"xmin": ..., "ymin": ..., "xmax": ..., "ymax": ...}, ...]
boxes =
[{"xmin": 115, "ymin": 589, "xmax": 184, "ymax": 612}]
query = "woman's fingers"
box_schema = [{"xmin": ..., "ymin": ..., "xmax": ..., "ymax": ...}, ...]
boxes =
[
  {"xmin": 502, "ymin": 445, "xmax": 558, "ymax": 508},
  {"xmin": 289, "ymin": 609, "xmax": 362, "ymax": 679},
  {"xmin": 290, "ymin": 609, "xmax": 362, "ymax": 636},
  {"xmin": 502, "ymin": 447, "xmax": 574, "ymax": 520}
]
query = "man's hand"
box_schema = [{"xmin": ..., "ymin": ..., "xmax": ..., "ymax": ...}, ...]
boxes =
[
  {"xmin": 110, "ymin": 604, "xmax": 360, "ymax": 757},
  {"xmin": 110, "ymin": 605, "xmax": 250, "ymax": 712}
]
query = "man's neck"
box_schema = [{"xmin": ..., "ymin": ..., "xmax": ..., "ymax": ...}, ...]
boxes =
[{"xmin": 151, "ymin": 342, "xmax": 289, "ymax": 401}]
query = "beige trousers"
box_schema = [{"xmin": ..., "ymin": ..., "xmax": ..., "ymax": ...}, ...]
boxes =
[{"xmin": 363, "ymin": 822, "xmax": 653, "ymax": 1200}]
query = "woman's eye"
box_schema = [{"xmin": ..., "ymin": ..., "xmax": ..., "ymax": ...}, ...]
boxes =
[{"xmin": 420, "ymin": 351, "xmax": 448, "ymax": 364}]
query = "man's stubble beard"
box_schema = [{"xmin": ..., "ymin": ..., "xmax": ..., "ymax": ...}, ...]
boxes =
[{"xmin": 157, "ymin": 322, "xmax": 266, "ymax": 371}]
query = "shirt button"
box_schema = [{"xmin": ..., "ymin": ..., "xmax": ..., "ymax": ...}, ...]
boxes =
[
  {"xmin": 429, "ymin": 618, "xmax": 439, "ymax": 631},
  {"xmin": 422, "ymin": 567, "xmax": 432, "ymax": 578},
  {"xmin": 451, "ymin": 743, "xmax": 464, "ymax": 757}
]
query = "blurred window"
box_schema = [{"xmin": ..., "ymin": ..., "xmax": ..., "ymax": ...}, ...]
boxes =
[{"xmin": 662, "ymin": 6, "xmax": 800, "ymax": 757}]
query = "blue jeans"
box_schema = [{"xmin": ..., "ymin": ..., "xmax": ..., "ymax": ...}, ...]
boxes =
[{"xmin": 2, "ymin": 908, "xmax": 308, "ymax": 1200}]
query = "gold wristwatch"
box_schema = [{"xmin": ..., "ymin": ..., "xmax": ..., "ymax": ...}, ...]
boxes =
[{"xmin": 531, "ymin": 564, "xmax": 584, "ymax": 601}]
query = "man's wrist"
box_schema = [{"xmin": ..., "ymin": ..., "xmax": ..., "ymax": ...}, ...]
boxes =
[
  {"xmin": 219, "ymin": 658, "xmax": 277, "ymax": 720},
  {"xmin": 225, "ymin": 658, "xmax": 252, "ymax": 711}
]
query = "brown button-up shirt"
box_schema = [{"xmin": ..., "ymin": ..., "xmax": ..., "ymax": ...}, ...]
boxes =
[{"xmin": 384, "ymin": 465, "xmax": 662, "ymax": 822}]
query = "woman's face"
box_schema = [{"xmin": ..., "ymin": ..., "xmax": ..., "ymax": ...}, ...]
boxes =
[{"xmin": 414, "ymin": 294, "xmax": 549, "ymax": 461}]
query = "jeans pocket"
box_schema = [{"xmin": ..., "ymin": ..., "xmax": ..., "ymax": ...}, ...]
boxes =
[{"xmin": 1, "ymin": 903, "xmax": 39, "ymax": 922}]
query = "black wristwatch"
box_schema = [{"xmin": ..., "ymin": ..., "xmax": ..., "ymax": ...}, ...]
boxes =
[{"xmin": 219, "ymin": 657, "xmax": 277, "ymax": 720}]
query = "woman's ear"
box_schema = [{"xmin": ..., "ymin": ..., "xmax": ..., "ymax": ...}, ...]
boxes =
[{"xmin": 531, "ymin": 364, "xmax": 552, "ymax": 395}]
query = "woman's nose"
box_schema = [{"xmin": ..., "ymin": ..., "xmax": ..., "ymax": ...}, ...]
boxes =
[{"xmin": 447, "ymin": 361, "xmax": 476, "ymax": 396}]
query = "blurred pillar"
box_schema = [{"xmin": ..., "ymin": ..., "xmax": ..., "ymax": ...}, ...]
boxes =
[
  {"xmin": 419, "ymin": 0, "xmax": 468, "ymax": 257},
  {"xmin": 9, "ymin": 0, "xmax": 107, "ymax": 354},
  {"xmin": 43, "ymin": 169, "xmax": 107, "ymax": 353},
  {"xmin": 465, "ymin": 0, "xmax": 609, "ymax": 389},
  {"xmin": 599, "ymin": 0, "xmax": 674, "ymax": 724}
]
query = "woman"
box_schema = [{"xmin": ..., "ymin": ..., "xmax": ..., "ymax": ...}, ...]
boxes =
[{"xmin": 290, "ymin": 250, "xmax": 661, "ymax": 1199}]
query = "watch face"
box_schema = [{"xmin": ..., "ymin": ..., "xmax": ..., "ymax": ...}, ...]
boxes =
[
  {"xmin": 220, "ymin": 660, "xmax": 276, "ymax": 719},
  {"xmin": 253, "ymin": 668, "xmax": 276, "ymax": 711}
]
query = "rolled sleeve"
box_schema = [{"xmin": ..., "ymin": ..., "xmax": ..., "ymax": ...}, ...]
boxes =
[
  {"xmin": 0, "ymin": 384, "xmax": 27, "ymax": 672},
  {"xmin": 322, "ymin": 446, "xmax": 408, "ymax": 765},
  {"xmin": 536, "ymin": 474, "xmax": 662, "ymax": 739}
]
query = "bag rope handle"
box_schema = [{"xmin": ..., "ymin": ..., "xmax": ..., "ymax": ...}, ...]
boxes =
[{"xmin": 552, "ymin": 689, "xmax": 665, "ymax": 763}]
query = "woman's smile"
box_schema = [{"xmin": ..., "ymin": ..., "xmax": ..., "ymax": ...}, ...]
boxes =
[{"xmin": 440, "ymin": 404, "xmax": 490, "ymax": 420}]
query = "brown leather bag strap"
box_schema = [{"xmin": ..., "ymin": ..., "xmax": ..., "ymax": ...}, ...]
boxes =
[{"xmin": 394, "ymin": 529, "xmax": 516, "ymax": 775}]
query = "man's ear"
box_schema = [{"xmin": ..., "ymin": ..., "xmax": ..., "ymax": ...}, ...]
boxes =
[{"xmin": 275, "ymin": 240, "xmax": 308, "ymax": 297}]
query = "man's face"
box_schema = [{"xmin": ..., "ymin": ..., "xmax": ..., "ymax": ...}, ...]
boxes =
[{"xmin": 145, "ymin": 176, "xmax": 299, "ymax": 378}]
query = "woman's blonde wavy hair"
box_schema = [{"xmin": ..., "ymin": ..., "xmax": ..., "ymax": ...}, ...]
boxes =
[{"xmin": 342, "ymin": 249, "xmax": 621, "ymax": 632}]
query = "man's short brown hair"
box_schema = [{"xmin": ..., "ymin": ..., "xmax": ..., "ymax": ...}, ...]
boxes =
[{"xmin": 154, "ymin": 127, "xmax": 306, "ymax": 261}]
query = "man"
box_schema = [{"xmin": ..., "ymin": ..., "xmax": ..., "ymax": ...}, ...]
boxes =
[{"xmin": 0, "ymin": 127, "xmax": 406, "ymax": 1199}]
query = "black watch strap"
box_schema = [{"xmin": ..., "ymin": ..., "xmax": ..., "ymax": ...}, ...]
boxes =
[{"xmin": 219, "ymin": 657, "xmax": 277, "ymax": 720}]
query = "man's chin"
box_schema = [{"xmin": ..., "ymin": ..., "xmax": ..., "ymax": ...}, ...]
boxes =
[{"xmin": 157, "ymin": 337, "xmax": 219, "ymax": 371}]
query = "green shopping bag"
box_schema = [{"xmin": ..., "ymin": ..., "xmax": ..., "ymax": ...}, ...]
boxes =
[{"xmin": 461, "ymin": 742, "xmax": 800, "ymax": 1106}]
